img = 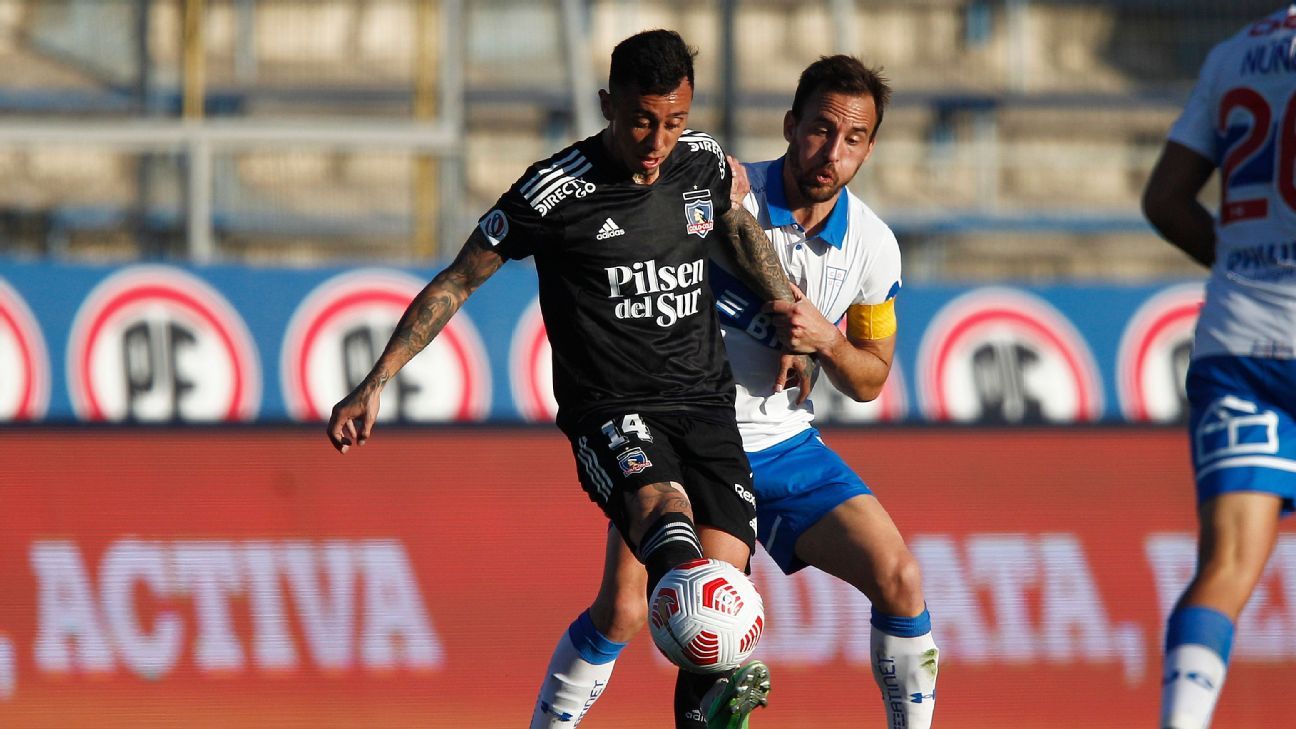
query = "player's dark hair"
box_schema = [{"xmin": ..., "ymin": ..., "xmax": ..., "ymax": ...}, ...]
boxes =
[
  {"xmin": 608, "ymin": 29, "xmax": 696, "ymax": 94},
  {"xmin": 791, "ymin": 55, "xmax": 891, "ymax": 139}
]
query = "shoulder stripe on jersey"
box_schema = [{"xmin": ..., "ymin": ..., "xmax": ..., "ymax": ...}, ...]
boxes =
[
  {"xmin": 521, "ymin": 153, "xmax": 586, "ymax": 200},
  {"xmin": 529, "ymin": 160, "xmax": 593, "ymax": 206},
  {"xmin": 677, "ymin": 131, "xmax": 725, "ymax": 169},
  {"xmin": 520, "ymin": 148, "xmax": 584, "ymax": 198}
]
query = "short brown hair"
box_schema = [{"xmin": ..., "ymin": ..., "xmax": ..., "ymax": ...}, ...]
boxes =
[{"xmin": 791, "ymin": 55, "xmax": 891, "ymax": 139}]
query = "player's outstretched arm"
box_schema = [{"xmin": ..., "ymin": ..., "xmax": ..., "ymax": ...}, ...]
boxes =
[
  {"xmin": 326, "ymin": 231, "xmax": 504, "ymax": 453},
  {"xmin": 1142, "ymin": 140, "xmax": 1217, "ymax": 268}
]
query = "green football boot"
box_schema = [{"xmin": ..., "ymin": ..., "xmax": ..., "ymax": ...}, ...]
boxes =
[{"xmin": 703, "ymin": 660, "xmax": 771, "ymax": 729}]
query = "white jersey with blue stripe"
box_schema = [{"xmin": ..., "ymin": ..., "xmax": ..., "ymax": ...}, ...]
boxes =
[
  {"xmin": 711, "ymin": 157, "xmax": 902, "ymax": 451},
  {"xmin": 1169, "ymin": 5, "xmax": 1296, "ymax": 359}
]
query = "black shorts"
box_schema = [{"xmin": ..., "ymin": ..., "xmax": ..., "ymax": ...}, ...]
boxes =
[{"xmin": 565, "ymin": 409, "xmax": 757, "ymax": 554}]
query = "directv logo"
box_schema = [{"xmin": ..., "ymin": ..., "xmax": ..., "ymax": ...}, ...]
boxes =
[{"xmin": 596, "ymin": 217, "xmax": 625, "ymax": 240}]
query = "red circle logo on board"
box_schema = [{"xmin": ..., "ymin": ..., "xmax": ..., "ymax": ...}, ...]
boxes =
[
  {"xmin": 0, "ymin": 277, "xmax": 50, "ymax": 421},
  {"xmin": 281, "ymin": 270, "xmax": 490, "ymax": 422},
  {"xmin": 67, "ymin": 266, "xmax": 261, "ymax": 422},
  {"xmin": 917, "ymin": 287, "xmax": 1103, "ymax": 423},
  {"xmin": 508, "ymin": 297, "xmax": 556, "ymax": 422},
  {"xmin": 1116, "ymin": 283, "xmax": 1203, "ymax": 423}
]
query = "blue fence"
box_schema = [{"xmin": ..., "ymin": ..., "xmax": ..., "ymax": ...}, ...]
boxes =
[{"xmin": 0, "ymin": 260, "xmax": 1204, "ymax": 425}]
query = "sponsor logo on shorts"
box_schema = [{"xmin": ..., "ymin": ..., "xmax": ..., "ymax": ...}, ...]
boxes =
[
  {"xmin": 616, "ymin": 447, "xmax": 652, "ymax": 476},
  {"xmin": 734, "ymin": 482, "xmax": 756, "ymax": 506},
  {"xmin": 1194, "ymin": 395, "xmax": 1280, "ymax": 465}
]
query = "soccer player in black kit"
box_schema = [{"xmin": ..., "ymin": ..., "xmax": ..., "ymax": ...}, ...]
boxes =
[{"xmin": 327, "ymin": 30, "xmax": 801, "ymax": 729}]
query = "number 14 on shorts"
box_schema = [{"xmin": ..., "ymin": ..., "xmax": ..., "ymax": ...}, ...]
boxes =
[{"xmin": 602, "ymin": 413, "xmax": 654, "ymax": 449}]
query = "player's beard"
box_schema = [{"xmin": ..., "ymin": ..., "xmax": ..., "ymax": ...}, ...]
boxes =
[{"xmin": 793, "ymin": 166, "xmax": 841, "ymax": 204}]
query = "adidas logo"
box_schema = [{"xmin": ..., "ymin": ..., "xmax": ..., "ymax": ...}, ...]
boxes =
[{"xmin": 596, "ymin": 217, "xmax": 626, "ymax": 240}]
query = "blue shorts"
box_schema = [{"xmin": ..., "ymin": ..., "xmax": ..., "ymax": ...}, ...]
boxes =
[
  {"xmin": 1187, "ymin": 356, "xmax": 1296, "ymax": 513},
  {"xmin": 748, "ymin": 428, "xmax": 872, "ymax": 574}
]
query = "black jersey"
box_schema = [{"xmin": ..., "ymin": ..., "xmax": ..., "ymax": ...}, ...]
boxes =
[{"xmin": 476, "ymin": 129, "xmax": 736, "ymax": 430}]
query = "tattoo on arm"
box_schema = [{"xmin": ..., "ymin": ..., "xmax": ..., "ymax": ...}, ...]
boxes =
[
  {"xmin": 720, "ymin": 206, "xmax": 794, "ymax": 302},
  {"xmin": 637, "ymin": 482, "xmax": 693, "ymax": 516},
  {"xmin": 375, "ymin": 232, "xmax": 504, "ymax": 380}
]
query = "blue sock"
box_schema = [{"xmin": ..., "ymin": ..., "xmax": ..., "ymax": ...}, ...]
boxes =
[
  {"xmin": 871, "ymin": 606, "xmax": 932, "ymax": 637},
  {"xmin": 1165, "ymin": 605, "xmax": 1233, "ymax": 661},
  {"xmin": 567, "ymin": 609, "xmax": 628, "ymax": 665},
  {"xmin": 1161, "ymin": 605, "xmax": 1234, "ymax": 728}
]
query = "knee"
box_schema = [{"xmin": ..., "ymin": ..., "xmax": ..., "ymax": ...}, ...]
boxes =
[
  {"xmin": 591, "ymin": 588, "xmax": 648, "ymax": 643},
  {"xmin": 607, "ymin": 591, "xmax": 649, "ymax": 638},
  {"xmin": 874, "ymin": 551, "xmax": 925, "ymax": 615},
  {"xmin": 1191, "ymin": 552, "xmax": 1270, "ymax": 603}
]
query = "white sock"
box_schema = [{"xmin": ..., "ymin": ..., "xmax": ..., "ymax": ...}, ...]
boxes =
[
  {"xmin": 1161, "ymin": 644, "xmax": 1227, "ymax": 729},
  {"xmin": 531, "ymin": 611, "xmax": 625, "ymax": 728},
  {"xmin": 872, "ymin": 624, "xmax": 939, "ymax": 729},
  {"xmin": 1161, "ymin": 605, "xmax": 1233, "ymax": 729}
]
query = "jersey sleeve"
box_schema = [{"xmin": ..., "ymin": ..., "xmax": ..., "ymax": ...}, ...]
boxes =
[
  {"xmin": 714, "ymin": 154, "xmax": 733, "ymax": 218},
  {"xmin": 851, "ymin": 223, "xmax": 903, "ymax": 306},
  {"xmin": 1168, "ymin": 44, "xmax": 1224, "ymax": 162},
  {"xmin": 678, "ymin": 130, "xmax": 732, "ymax": 219},
  {"xmin": 475, "ymin": 165, "xmax": 553, "ymax": 261}
]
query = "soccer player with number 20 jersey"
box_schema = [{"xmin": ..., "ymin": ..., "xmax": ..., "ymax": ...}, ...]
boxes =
[{"xmin": 1144, "ymin": 6, "xmax": 1296, "ymax": 728}]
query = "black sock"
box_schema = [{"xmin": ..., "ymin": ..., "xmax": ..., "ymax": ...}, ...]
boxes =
[
  {"xmin": 674, "ymin": 667, "xmax": 721, "ymax": 729},
  {"xmin": 637, "ymin": 512, "xmax": 703, "ymax": 594}
]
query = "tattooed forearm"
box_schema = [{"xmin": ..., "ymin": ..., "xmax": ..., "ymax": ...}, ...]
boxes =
[
  {"xmin": 368, "ymin": 233, "xmax": 504, "ymax": 383},
  {"xmin": 386, "ymin": 289, "xmax": 459, "ymax": 363},
  {"xmin": 720, "ymin": 206, "xmax": 794, "ymax": 303}
]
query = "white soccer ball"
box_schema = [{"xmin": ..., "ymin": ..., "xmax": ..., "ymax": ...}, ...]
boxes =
[{"xmin": 648, "ymin": 558, "xmax": 765, "ymax": 674}]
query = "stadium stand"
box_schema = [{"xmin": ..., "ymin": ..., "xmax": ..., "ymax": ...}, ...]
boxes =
[{"xmin": 0, "ymin": 1, "xmax": 1274, "ymax": 276}]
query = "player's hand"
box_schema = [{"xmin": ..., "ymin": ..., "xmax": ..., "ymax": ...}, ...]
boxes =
[
  {"xmin": 727, "ymin": 154, "xmax": 750, "ymax": 207},
  {"xmin": 327, "ymin": 378, "xmax": 384, "ymax": 454},
  {"xmin": 764, "ymin": 283, "xmax": 838, "ymax": 356},
  {"xmin": 774, "ymin": 353, "xmax": 816, "ymax": 405}
]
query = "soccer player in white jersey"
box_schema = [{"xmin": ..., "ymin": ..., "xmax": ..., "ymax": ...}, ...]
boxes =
[
  {"xmin": 531, "ymin": 55, "xmax": 939, "ymax": 729},
  {"xmin": 1143, "ymin": 7, "xmax": 1296, "ymax": 729}
]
